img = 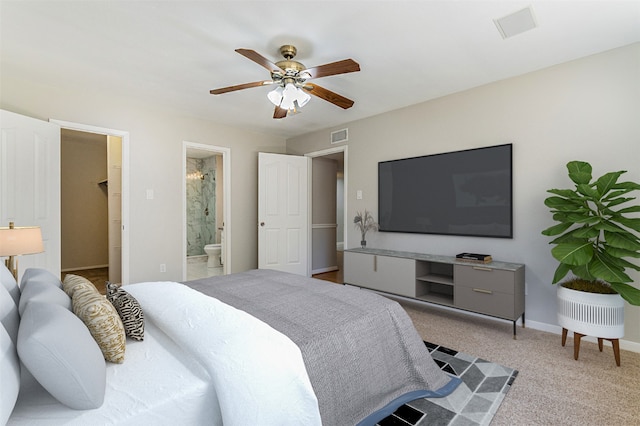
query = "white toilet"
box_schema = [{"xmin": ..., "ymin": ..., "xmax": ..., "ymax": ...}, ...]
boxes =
[{"xmin": 204, "ymin": 244, "xmax": 222, "ymax": 268}]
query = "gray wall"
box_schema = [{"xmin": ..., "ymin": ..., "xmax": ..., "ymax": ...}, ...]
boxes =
[{"xmin": 287, "ymin": 43, "xmax": 640, "ymax": 345}]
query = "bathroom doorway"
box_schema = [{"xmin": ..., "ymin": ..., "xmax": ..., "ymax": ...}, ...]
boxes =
[{"xmin": 183, "ymin": 142, "xmax": 230, "ymax": 281}]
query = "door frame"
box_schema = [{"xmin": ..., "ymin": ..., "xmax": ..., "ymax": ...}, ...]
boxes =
[
  {"xmin": 182, "ymin": 141, "xmax": 231, "ymax": 279},
  {"xmin": 50, "ymin": 119, "xmax": 130, "ymax": 284},
  {"xmin": 305, "ymin": 145, "xmax": 348, "ymax": 251}
]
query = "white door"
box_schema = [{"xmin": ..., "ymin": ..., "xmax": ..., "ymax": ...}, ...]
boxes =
[
  {"xmin": 258, "ymin": 152, "xmax": 310, "ymax": 276},
  {"xmin": 0, "ymin": 109, "xmax": 61, "ymax": 281}
]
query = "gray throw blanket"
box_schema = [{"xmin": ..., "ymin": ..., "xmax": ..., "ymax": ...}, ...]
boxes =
[{"xmin": 184, "ymin": 269, "xmax": 454, "ymax": 425}]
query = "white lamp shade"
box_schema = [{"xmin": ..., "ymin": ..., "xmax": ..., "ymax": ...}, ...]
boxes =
[
  {"xmin": 296, "ymin": 89, "xmax": 311, "ymax": 107},
  {"xmin": 280, "ymin": 83, "xmax": 298, "ymax": 110},
  {"xmin": 0, "ymin": 226, "xmax": 44, "ymax": 256},
  {"xmin": 267, "ymin": 86, "xmax": 284, "ymax": 106}
]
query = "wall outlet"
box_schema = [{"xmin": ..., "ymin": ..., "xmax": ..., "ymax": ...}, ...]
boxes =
[
  {"xmin": 160, "ymin": 263, "xmax": 166, "ymax": 273},
  {"xmin": 357, "ymin": 190, "xmax": 363, "ymax": 200}
]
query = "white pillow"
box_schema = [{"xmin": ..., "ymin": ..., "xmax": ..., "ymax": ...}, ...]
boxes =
[
  {"xmin": 0, "ymin": 263, "xmax": 19, "ymax": 306},
  {"xmin": 18, "ymin": 279, "xmax": 72, "ymax": 316},
  {"xmin": 21, "ymin": 268, "xmax": 63, "ymax": 289},
  {"xmin": 0, "ymin": 284, "xmax": 20, "ymax": 344},
  {"xmin": 17, "ymin": 302, "xmax": 106, "ymax": 409},
  {"xmin": 0, "ymin": 325, "xmax": 20, "ymax": 425}
]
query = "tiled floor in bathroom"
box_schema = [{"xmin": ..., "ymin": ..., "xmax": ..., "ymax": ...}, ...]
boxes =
[{"xmin": 186, "ymin": 255, "xmax": 225, "ymax": 281}]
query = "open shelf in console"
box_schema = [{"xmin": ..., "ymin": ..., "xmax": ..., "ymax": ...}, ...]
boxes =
[{"xmin": 415, "ymin": 261, "xmax": 454, "ymax": 305}]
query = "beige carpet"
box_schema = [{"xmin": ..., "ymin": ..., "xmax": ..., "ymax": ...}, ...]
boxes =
[{"xmin": 396, "ymin": 298, "xmax": 640, "ymax": 425}]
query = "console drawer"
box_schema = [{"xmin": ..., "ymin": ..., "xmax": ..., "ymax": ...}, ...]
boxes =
[
  {"xmin": 454, "ymin": 264, "xmax": 515, "ymax": 294},
  {"xmin": 455, "ymin": 286, "xmax": 516, "ymax": 319}
]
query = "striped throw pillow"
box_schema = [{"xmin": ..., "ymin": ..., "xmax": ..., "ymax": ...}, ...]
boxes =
[{"xmin": 106, "ymin": 282, "xmax": 145, "ymax": 341}]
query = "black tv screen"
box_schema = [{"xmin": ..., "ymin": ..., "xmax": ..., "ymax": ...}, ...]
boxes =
[{"xmin": 378, "ymin": 144, "xmax": 512, "ymax": 238}]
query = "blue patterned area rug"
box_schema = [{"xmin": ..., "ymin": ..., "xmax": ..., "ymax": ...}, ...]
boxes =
[{"xmin": 377, "ymin": 341, "xmax": 518, "ymax": 426}]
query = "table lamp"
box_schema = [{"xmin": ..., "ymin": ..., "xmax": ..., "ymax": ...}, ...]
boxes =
[{"xmin": 0, "ymin": 222, "xmax": 44, "ymax": 281}]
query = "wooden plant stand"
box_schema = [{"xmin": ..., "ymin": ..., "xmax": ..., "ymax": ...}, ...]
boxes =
[{"xmin": 562, "ymin": 327, "xmax": 621, "ymax": 366}]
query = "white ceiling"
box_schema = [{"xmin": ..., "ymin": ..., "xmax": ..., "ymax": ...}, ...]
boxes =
[{"xmin": 1, "ymin": 1, "xmax": 639, "ymax": 139}]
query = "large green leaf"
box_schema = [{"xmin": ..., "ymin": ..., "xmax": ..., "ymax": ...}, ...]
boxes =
[
  {"xmin": 544, "ymin": 196, "xmax": 587, "ymax": 212},
  {"xmin": 566, "ymin": 213, "xmax": 599, "ymax": 224},
  {"xmin": 609, "ymin": 282, "xmax": 640, "ymax": 306},
  {"xmin": 571, "ymin": 226, "xmax": 600, "ymax": 238},
  {"xmin": 617, "ymin": 217, "xmax": 640, "ymax": 232},
  {"xmin": 615, "ymin": 205, "xmax": 640, "ymax": 214},
  {"xmin": 596, "ymin": 171, "xmax": 624, "ymax": 196},
  {"xmin": 604, "ymin": 197, "xmax": 635, "ymax": 209},
  {"xmin": 552, "ymin": 212, "xmax": 570, "ymax": 222},
  {"xmin": 603, "ymin": 189, "xmax": 633, "ymax": 201},
  {"xmin": 552, "ymin": 263, "xmax": 572, "ymax": 284},
  {"xmin": 604, "ymin": 230, "xmax": 640, "ymax": 250},
  {"xmin": 613, "ymin": 257, "xmax": 640, "ymax": 272},
  {"xmin": 576, "ymin": 183, "xmax": 600, "ymax": 199},
  {"xmin": 541, "ymin": 222, "xmax": 573, "ymax": 236},
  {"xmin": 612, "ymin": 181, "xmax": 640, "ymax": 191},
  {"xmin": 567, "ymin": 161, "xmax": 592, "ymax": 185},
  {"xmin": 588, "ymin": 254, "xmax": 631, "ymax": 283},
  {"xmin": 595, "ymin": 221, "xmax": 626, "ymax": 232},
  {"xmin": 571, "ymin": 264, "xmax": 595, "ymax": 281},
  {"xmin": 551, "ymin": 242, "xmax": 593, "ymax": 265},
  {"xmin": 604, "ymin": 245, "xmax": 640, "ymax": 259}
]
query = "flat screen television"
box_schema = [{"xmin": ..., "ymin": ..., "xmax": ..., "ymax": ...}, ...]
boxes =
[{"xmin": 378, "ymin": 143, "xmax": 513, "ymax": 238}]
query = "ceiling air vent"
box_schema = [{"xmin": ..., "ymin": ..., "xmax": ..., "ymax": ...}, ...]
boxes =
[
  {"xmin": 494, "ymin": 6, "xmax": 537, "ymax": 39},
  {"xmin": 331, "ymin": 128, "xmax": 348, "ymax": 144}
]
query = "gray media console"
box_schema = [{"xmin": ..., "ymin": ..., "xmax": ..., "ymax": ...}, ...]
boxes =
[{"xmin": 343, "ymin": 248, "xmax": 525, "ymax": 338}]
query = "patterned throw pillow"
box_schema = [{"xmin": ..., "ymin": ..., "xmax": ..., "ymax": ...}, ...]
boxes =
[
  {"xmin": 63, "ymin": 275, "xmax": 126, "ymax": 364},
  {"xmin": 106, "ymin": 282, "xmax": 145, "ymax": 341}
]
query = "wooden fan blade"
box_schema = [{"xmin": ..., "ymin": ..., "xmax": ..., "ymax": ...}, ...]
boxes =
[
  {"xmin": 303, "ymin": 84, "xmax": 354, "ymax": 109},
  {"xmin": 210, "ymin": 81, "xmax": 271, "ymax": 95},
  {"xmin": 273, "ymin": 106, "xmax": 288, "ymax": 119},
  {"xmin": 301, "ymin": 59, "xmax": 360, "ymax": 79},
  {"xmin": 236, "ymin": 48, "xmax": 282, "ymax": 74}
]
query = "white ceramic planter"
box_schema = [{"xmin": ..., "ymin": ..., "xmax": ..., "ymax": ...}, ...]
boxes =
[{"xmin": 557, "ymin": 284, "xmax": 624, "ymax": 339}]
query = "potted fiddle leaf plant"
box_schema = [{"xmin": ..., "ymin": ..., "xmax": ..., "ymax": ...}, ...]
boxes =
[
  {"xmin": 354, "ymin": 210, "xmax": 378, "ymax": 248},
  {"xmin": 542, "ymin": 160, "xmax": 640, "ymax": 347}
]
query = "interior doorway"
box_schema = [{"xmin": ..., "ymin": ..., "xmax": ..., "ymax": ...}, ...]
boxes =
[
  {"xmin": 307, "ymin": 146, "xmax": 347, "ymax": 284},
  {"xmin": 183, "ymin": 142, "xmax": 231, "ymax": 281},
  {"xmin": 52, "ymin": 119, "xmax": 129, "ymax": 290}
]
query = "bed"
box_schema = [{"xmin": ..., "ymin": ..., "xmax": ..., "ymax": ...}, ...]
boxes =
[{"xmin": 1, "ymin": 265, "xmax": 459, "ymax": 425}]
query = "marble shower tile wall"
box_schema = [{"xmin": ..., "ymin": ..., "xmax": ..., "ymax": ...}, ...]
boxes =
[{"xmin": 186, "ymin": 157, "xmax": 217, "ymax": 256}]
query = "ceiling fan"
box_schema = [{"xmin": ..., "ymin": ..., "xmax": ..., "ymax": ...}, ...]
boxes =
[{"xmin": 210, "ymin": 45, "xmax": 360, "ymax": 119}]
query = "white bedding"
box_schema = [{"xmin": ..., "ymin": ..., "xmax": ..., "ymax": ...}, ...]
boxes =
[
  {"xmin": 126, "ymin": 281, "xmax": 322, "ymax": 426},
  {"xmin": 9, "ymin": 319, "xmax": 219, "ymax": 425},
  {"xmin": 9, "ymin": 280, "xmax": 321, "ymax": 425}
]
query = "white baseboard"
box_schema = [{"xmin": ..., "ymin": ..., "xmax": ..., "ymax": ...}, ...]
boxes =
[
  {"xmin": 312, "ymin": 266, "xmax": 338, "ymax": 275},
  {"xmin": 525, "ymin": 319, "xmax": 640, "ymax": 354},
  {"xmin": 61, "ymin": 264, "xmax": 109, "ymax": 272}
]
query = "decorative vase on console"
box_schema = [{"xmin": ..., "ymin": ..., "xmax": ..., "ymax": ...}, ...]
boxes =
[{"xmin": 354, "ymin": 210, "xmax": 378, "ymax": 249}]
